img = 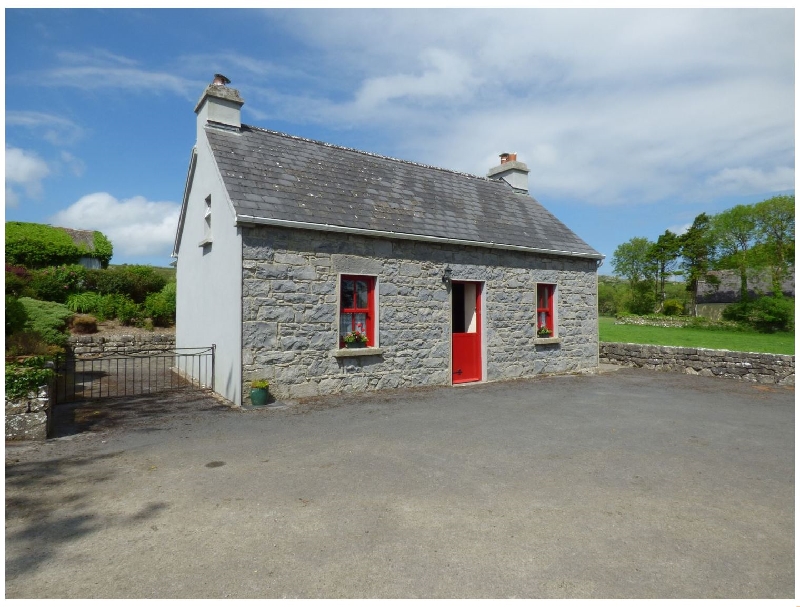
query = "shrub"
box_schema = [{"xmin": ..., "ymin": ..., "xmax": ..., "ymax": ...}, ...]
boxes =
[
  {"xmin": 18, "ymin": 297, "xmax": 73, "ymax": 346},
  {"xmin": 722, "ymin": 296, "xmax": 794, "ymax": 333},
  {"xmin": 116, "ymin": 299, "xmax": 143, "ymax": 326},
  {"xmin": 748, "ymin": 296, "xmax": 794, "ymax": 333},
  {"xmin": 28, "ymin": 265, "xmax": 86, "ymax": 303},
  {"xmin": 662, "ymin": 299, "xmax": 684, "ymax": 316},
  {"xmin": 5, "ymin": 331, "xmax": 64, "ymax": 357},
  {"xmin": 84, "ymin": 265, "xmax": 167, "ymax": 303},
  {"xmin": 71, "ymin": 314, "xmax": 98, "ymax": 334},
  {"xmin": 5, "ymin": 357, "xmax": 55, "ymax": 400},
  {"xmin": 5, "ymin": 296, "xmax": 28, "ymax": 336},
  {"xmin": 66, "ymin": 291, "xmax": 104, "ymax": 315},
  {"xmin": 5, "ymin": 264, "xmax": 31, "ymax": 297},
  {"xmin": 144, "ymin": 281, "xmax": 176, "ymax": 327},
  {"xmin": 5, "ymin": 221, "xmax": 113, "ymax": 268}
]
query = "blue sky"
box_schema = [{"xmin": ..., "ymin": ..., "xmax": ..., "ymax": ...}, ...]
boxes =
[{"xmin": 5, "ymin": 8, "xmax": 795, "ymax": 272}]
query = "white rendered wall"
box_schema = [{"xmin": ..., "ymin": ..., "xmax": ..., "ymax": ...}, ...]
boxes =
[{"xmin": 175, "ymin": 128, "xmax": 243, "ymax": 405}]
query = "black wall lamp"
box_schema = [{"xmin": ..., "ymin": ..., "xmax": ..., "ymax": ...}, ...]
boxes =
[{"xmin": 442, "ymin": 266, "xmax": 453, "ymax": 285}]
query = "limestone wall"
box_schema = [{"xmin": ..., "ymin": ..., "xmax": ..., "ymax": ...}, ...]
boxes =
[
  {"xmin": 67, "ymin": 334, "xmax": 176, "ymax": 356},
  {"xmin": 241, "ymin": 225, "xmax": 599, "ymax": 401},
  {"xmin": 600, "ymin": 342, "xmax": 794, "ymax": 385},
  {"xmin": 6, "ymin": 382, "xmax": 52, "ymax": 441}
]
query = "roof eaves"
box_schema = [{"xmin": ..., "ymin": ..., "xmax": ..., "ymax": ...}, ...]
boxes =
[{"xmin": 235, "ymin": 213, "xmax": 605, "ymax": 261}]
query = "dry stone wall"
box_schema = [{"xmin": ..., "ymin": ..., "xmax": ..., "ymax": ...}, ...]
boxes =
[
  {"xmin": 600, "ymin": 342, "xmax": 794, "ymax": 385},
  {"xmin": 6, "ymin": 383, "xmax": 52, "ymax": 441},
  {"xmin": 68, "ymin": 334, "xmax": 176, "ymax": 356},
  {"xmin": 242, "ymin": 225, "xmax": 599, "ymax": 401}
]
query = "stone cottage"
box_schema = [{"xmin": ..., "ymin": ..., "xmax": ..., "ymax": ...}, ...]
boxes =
[{"xmin": 173, "ymin": 75, "xmax": 603, "ymax": 405}]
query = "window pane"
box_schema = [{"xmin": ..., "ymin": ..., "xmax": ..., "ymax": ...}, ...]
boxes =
[
  {"xmin": 353, "ymin": 313, "xmax": 367, "ymax": 335},
  {"xmin": 341, "ymin": 280, "xmax": 354, "ymax": 310},
  {"xmin": 356, "ymin": 280, "xmax": 368, "ymax": 309},
  {"xmin": 538, "ymin": 311, "xmax": 547, "ymax": 327},
  {"xmin": 340, "ymin": 313, "xmax": 353, "ymax": 336}
]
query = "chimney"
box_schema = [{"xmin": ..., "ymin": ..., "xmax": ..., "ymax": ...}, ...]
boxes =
[
  {"xmin": 487, "ymin": 152, "xmax": 530, "ymax": 194},
  {"xmin": 194, "ymin": 74, "xmax": 244, "ymax": 133}
]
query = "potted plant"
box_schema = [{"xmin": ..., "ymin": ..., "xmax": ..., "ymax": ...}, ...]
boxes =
[
  {"xmin": 537, "ymin": 324, "xmax": 552, "ymax": 338},
  {"xmin": 250, "ymin": 379, "xmax": 270, "ymax": 406},
  {"xmin": 342, "ymin": 330, "xmax": 368, "ymax": 348}
]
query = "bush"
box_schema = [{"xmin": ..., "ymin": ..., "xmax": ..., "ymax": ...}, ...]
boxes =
[
  {"xmin": 5, "ymin": 331, "xmax": 64, "ymax": 357},
  {"xmin": 5, "ymin": 221, "xmax": 113, "ymax": 268},
  {"xmin": 66, "ymin": 291, "xmax": 104, "ymax": 315},
  {"xmin": 71, "ymin": 314, "xmax": 98, "ymax": 334},
  {"xmin": 5, "ymin": 356, "xmax": 55, "ymax": 400},
  {"xmin": 5, "ymin": 296, "xmax": 28, "ymax": 336},
  {"xmin": 18, "ymin": 297, "xmax": 73, "ymax": 346},
  {"xmin": 5, "ymin": 264, "xmax": 31, "ymax": 297},
  {"xmin": 84, "ymin": 265, "xmax": 167, "ymax": 303},
  {"xmin": 748, "ymin": 296, "xmax": 794, "ymax": 333},
  {"xmin": 144, "ymin": 282, "xmax": 176, "ymax": 327},
  {"xmin": 28, "ymin": 265, "xmax": 86, "ymax": 303},
  {"xmin": 662, "ymin": 299, "xmax": 684, "ymax": 316},
  {"xmin": 116, "ymin": 299, "xmax": 143, "ymax": 326},
  {"xmin": 722, "ymin": 296, "xmax": 794, "ymax": 333}
]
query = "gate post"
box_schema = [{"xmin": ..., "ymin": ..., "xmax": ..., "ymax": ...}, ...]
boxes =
[{"xmin": 211, "ymin": 344, "xmax": 216, "ymax": 392}]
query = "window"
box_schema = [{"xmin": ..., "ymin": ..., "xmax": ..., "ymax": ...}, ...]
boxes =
[
  {"xmin": 535, "ymin": 283, "xmax": 556, "ymax": 337},
  {"xmin": 204, "ymin": 196, "xmax": 212, "ymax": 239},
  {"xmin": 339, "ymin": 275, "xmax": 376, "ymax": 347}
]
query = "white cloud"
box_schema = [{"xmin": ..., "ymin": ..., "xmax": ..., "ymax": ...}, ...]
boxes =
[
  {"xmin": 49, "ymin": 193, "xmax": 180, "ymax": 261},
  {"xmin": 6, "ymin": 186, "xmax": 20, "ymax": 208},
  {"xmin": 706, "ymin": 166, "xmax": 795, "ymax": 196},
  {"xmin": 5, "ymin": 147, "xmax": 51, "ymax": 203},
  {"xmin": 251, "ymin": 9, "xmax": 794, "ymax": 208},
  {"xmin": 354, "ymin": 48, "xmax": 480, "ymax": 110},
  {"xmin": 666, "ymin": 222, "xmax": 693, "ymax": 236},
  {"xmin": 6, "ymin": 111, "xmax": 84, "ymax": 146},
  {"xmin": 60, "ymin": 151, "xmax": 86, "ymax": 177}
]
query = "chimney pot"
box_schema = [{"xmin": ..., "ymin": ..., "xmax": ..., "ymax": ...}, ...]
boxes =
[
  {"xmin": 212, "ymin": 74, "xmax": 231, "ymax": 86},
  {"xmin": 500, "ymin": 152, "xmax": 517, "ymax": 164}
]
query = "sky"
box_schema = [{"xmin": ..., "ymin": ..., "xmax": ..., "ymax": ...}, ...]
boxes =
[{"xmin": 4, "ymin": 8, "xmax": 795, "ymax": 272}]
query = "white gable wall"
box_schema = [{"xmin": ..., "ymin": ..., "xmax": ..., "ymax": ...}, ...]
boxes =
[{"xmin": 175, "ymin": 129, "xmax": 243, "ymax": 405}]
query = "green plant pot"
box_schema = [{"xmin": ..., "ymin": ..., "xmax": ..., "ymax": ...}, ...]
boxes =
[
  {"xmin": 345, "ymin": 342, "xmax": 366, "ymax": 348},
  {"xmin": 250, "ymin": 388, "xmax": 269, "ymax": 406}
]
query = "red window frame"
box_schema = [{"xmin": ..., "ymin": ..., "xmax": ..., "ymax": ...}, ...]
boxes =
[
  {"xmin": 339, "ymin": 275, "xmax": 375, "ymax": 347},
  {"xmin": 536, "ymin": 283, "xmax": 555, "ymax": 334}
]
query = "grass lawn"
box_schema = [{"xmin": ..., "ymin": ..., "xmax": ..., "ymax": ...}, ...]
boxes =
[{"xmin": 599, "ymin": 316, "xmax": 794, "ymax": 355}]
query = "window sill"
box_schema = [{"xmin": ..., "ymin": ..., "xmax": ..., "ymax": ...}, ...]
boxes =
[
  {"xmin": 198, "ymin": 236, "xmax": 213, "ymax": 247},
  {"xmin": 535, "ymin": 337, "xmax": 561, "ymax": 345},
  {"xmin": 331, "ymin": 347, "xmax": 384, "ymax": 358}
]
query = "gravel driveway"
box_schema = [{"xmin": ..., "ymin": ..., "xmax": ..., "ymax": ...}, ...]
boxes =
[{"xmin": 5, "ymin": 368, "xmax": 794, "ymax": 598}]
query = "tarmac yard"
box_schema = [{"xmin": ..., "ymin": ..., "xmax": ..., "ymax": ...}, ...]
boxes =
[{"xmin": 5, "ymin": 368, "xmax": 794, "ymax": 598}]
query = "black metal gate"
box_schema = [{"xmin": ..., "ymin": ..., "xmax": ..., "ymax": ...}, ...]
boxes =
[{"xmin": 54, "ymin": 345, "xmax": 215, "ymax": 404}]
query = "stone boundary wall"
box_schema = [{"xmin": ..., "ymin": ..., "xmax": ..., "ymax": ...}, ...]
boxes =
[
  {"xmin": 6, "ymin": 381, "xmax": 53, "ymax": 441},
  {"xmin": 600, "ymin": 342, "xmax": 794, "ymax": 385},
  {"xmin": 67, "ymin": 334, "xmax": 176, "ymax": 356}
]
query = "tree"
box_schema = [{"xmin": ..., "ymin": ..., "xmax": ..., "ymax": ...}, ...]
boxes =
[
  {"xmin": 712, "ymin": 204, "xmax": 758, "ymax": 302},
  {"xmin": 648, "ymin": 230, "xmax": 681, "ymax": 308},
  {"xmin": 753, "ymin": 195, "xmax": 794, "ymax": 295},
  {"xmin": 679, "ymin": 213, "xmax": 716, "ymax": 315},
  {"xmin": 611, "ymin": 237, "xmax": 657, "ymax": 314}
]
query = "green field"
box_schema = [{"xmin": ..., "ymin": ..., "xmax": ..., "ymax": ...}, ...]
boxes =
[{"xmin": 599, "ymin": 316, "xmax": 794, "ymax": 355}]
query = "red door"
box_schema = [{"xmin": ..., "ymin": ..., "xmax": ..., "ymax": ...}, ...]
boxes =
[{"xmin": 452, "ymin": 281, "xmax": 482, "ymax": 384}]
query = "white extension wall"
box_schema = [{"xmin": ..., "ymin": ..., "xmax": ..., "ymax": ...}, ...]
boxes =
[{"xmin": 175, "ymin": 128, "xmax": 243, "ymax": 405}]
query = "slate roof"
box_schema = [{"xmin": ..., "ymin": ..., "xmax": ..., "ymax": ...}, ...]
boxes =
[{"xmin": 206, "ymin": 124, "xmax": 602, "ymax": 259}]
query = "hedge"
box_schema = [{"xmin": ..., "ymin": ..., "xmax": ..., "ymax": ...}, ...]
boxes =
[{"xmin": 6, "ymin": 222, "xmax": 113, "ymax": 268}]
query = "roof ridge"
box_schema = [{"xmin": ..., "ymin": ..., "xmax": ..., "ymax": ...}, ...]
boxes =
[{"xmin": 242, "ymin": 124, "xmax": 493, "ymax": 184}]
